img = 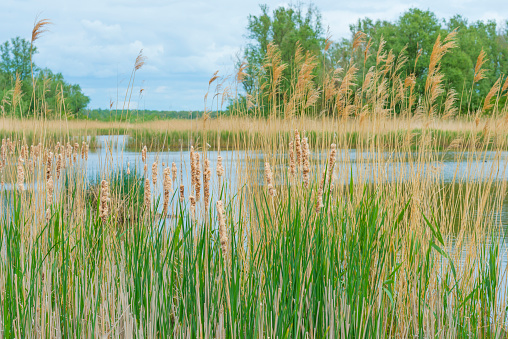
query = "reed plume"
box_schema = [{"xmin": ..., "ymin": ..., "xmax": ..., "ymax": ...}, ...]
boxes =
[
  {"xmin": 473, "ymin": 48, "xmax": 488, "ymax": 84},
  {"xmin": 99, "ymin": 180, "xmax": 110, "ymax": 223},
  {"xmin": 31, "ymin": 18, "xmax": 51, "ymax": 43}
]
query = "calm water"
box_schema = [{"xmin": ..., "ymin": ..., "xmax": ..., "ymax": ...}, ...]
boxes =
[{"xmin": 88, "ymin": 135, "xmax": 508, "ymax": 227}]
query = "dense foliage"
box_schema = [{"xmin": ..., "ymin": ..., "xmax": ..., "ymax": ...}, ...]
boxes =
[
  {"xmin": 0, "ymin": 37, "xmax": 90, "ymax": 118},
  {"xmin": 241, "ymin": 5, "xmax": 508, "ymax": 115}
]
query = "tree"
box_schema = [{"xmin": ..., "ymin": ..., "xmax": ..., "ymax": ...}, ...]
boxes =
[
  {"xmin": 329, "ymin": 8, "xmax": 508, "ymax": 114},
  {"xmin": 0, "ymin": 37, "xmax": 90, "ymax": 117},
  {"xmin": 242, "ymin": 3, "xmax": 325, "ymax": 96}
]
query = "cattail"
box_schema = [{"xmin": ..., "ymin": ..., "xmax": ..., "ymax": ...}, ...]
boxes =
[
  {"xmin": 21, "ymin": 144, "xmax": 28, "ymax": 160},
  {"xmin": 194, "ymin": 152, "xmax": 201, "ymax": 201},
  {"xmin": 46, "ymin": 151, "xmax": 53, "ymax": 181},
  {"xmin": 142, "ymin": 145, "xmax": 147, "ymax": 164},
  {"xmin": 152, "ymin": 161, "xmax": 158, "ymax": 186},
  {"xmin": 56, "ymin": 153, "xmax": 63, "ymax": 179},
  {"xmin": 264, "ymin": 162, "xmax": 276, "ymax": 197},
  {"xmin": 126, "ymin": 162, "xmax": 131, "ymax": 175},
  {"xmin": 171, "ymin": 162, "xmax": 178, "ymax": 183},
  {"xmin": 99, "ymin": 180, "xmax": 110, "ymax": 223},
  {"xmin": 190, "ymin": 146, "xmax": 195, "ymax": 188},
  {"xmin": 294, "ymin": 129, "xmax": 302, "ymax": 169},
  {"xmin": 81, "ymin": 141, "xmax": 86, "ymax": 159},
  {"xmin": 302, "ymin": 137, "xmax": 310, "ymax": 188},
  {"xmin": 73, "ymin": 142, "xmax": 79, "ymax": 163},
  {"xmin": 46, "ymin": 176, "xmax": 54, "ymax": 220},
  {"xmin": 46, "ymin": 176, "xmax": 54, "ymax": 206},
  {"xmin": 217, "ymin": 155, "xmax": 224, "ymax": 178},
  {"xmin": 66, "ymin": 142, "xmax": 72, "ymax": 163},
  {"xmin": 203, "ymin": 159, "xmax": 211, "ymax": 211},
  {"xmin": 316, "ymin": 170, "xmax": 325, "ymax": 212},
  {"xmin": 189, "ymin": 195, "xmax": 196, "ymax": 220},
  {"xmin": 1, "ymin": 139, "xmax": 6, "ymax": 167},
  {"xmin": 144, "ymin": 163, "xmax": 148, "ymax": 173},
  {"xmin": 144, "ymin": 178, "xmax": 151, "ymax": 209},
  {"xmin": 289, "ymin": 140, "xmax": 295, "ymax": 177},
  {"xmin": 16, "ymin": 156, "xmax": 25, "ymax": 192},
  {"xmin": 163, "ymin": 167, "xmax": 172, "ymax": 215},
  {"xmin": 179, "ymin": 184, "xmax": 185, "ymax": 203},
  {"xmin": 327, "ymin": 143, "xmax": 337, "ymax": 185},
  {"xmin": 216, "ymin": 200, "xmax": 228, "ymax": 259}
]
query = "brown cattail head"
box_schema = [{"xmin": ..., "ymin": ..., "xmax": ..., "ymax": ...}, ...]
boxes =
[
  {"xmin": 142, "ymin": 146, "xmax": 147, "ymax": 164},
  {"xmin": 294, "ymin": 129, "xmax": 302, "ymax": 169},
  {"xmin": 216, "ymin": 200, "xmax": 228, "ymax": 260},
  {"xmin": 17, "ymin": 156, "xmax": 25, "ymax": 192},
  {"xmin": 203, "ymin": 159, "xmax": 211, "ymax": 211},
  {"xmin": 302, "ymin": 137, "xmax": 310, "ymax": 188},
  {"xmin": 46, "ymin": 151, "xmax": 53, "ymax": 181},
  {"xmin": 316, "ymin": 169, "xmax": 326, "ymax": 212},
  {"xmin": 163, "ymin": 166, "xmax": 172, "ymax": 215},
  {"xmin": 189, "ymin": 195, "xmax": 196, "ymax": 220},
  {"xmin": 264, "ymin": 162, "xmax": 276, "ymax": 197},
  {"xmin": 194, "ymin": 152, "xmax": 201, "ymax": 201},
  {"xmin": 73, "ymin": 143, "xmax": 79, "ymax": 163},
  {"xmin": 56, "ymin": 153, "xmax": 63, "ymax": 179},
  {"xmin": 190, "ymin": 146, "xmax": 196, "ymax": 189},
  {"xmin": 179, "ymin": 184, "xmax": 185, "ymax": 203},
  {"xmin": 144, "ymin": 178, "xmax": 151, "ymax": 210},
  {"xmin": 171, "ymin": 162, "xmax": 178, "ymax": 182},
  {"xmin": 81, "ymin": 141, "xmax": 86, "ymax": 160},
  {"xmin": 327, "ymin": 143, "xmax": 337, "ymax": 185},
  {"xmin": 46, "ymin": 176, "xmax": 54, "ymax": 207},
  {"xmin": 217, "ymin": 155, "xmax": 224, "ymax": 178},
  {"xmin": 289, "ymin": 140, "xmax": 295, "ymax": 177},
  {"xmin": 99, "ymin": 180, "xmax": 110, "ymax": 223},
  {"xmin": 152, "ymin": 161, "xmax": 158, "ymax": 186}
]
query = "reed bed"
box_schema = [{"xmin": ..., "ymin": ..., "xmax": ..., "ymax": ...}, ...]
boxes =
[{"xmin": 1, "ymin": 29, "xmax": 508, "ymax": 337}]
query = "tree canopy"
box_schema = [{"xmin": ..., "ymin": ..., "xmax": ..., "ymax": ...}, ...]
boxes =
[
  {"xmin": 240, "ymin": 5, "xmax": 508, "ymax": 116},
  {"xmin": 0, "ymin": 37, "xmax": 90, "ymax": 118}
]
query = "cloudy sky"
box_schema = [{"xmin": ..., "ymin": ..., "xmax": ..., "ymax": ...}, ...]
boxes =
[{"xmin": 1, "ymin": 0, "xmax": 506, "ymax": 111}]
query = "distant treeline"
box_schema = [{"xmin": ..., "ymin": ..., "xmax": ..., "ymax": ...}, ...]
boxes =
[{"xmin": 78, "ymin": 108, "xmax": 226, "ymax": 122}]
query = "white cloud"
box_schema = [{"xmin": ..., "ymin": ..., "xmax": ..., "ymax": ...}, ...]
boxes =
[{"xmin": 0, "ymin": 0, "xmax": 506, "ymax": 110}]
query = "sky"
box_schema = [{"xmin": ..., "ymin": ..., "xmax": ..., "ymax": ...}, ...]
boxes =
[{"xmin": 1, "ymin": 0, "xmax": 507, "ymax": 111}]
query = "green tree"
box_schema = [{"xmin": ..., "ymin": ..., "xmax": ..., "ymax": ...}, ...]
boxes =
[
  {"xmin": 242, "ymin": 3, "xmax": 325, "ymax": 97},
  {"xmin": 329, "ymin": 8, "xmax": 508, "ymax": 114},
  {"xmin": 0, "ymin": 37, "xmax": 90, "ymax": 117}
]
